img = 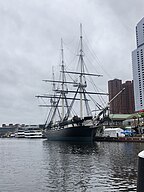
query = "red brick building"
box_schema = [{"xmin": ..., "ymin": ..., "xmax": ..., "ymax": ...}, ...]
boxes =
[{"xmin": 108, "ymin": 79, "xmax": 134, "ymax": 114}]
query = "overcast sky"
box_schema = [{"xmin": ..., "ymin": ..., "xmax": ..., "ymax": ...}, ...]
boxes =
[{"xmin": 0, "ymin": 0, "xmax": 144, "ymax": 126}]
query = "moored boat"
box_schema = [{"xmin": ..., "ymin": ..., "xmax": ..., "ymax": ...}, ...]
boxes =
[
  {"xmin": 37, "ymin": 25, "xmax": 108, "ymax": 142},
  {"xmin": 24, "ymin": 125, "xmax": 44, "ymax": 139},
  {"xmin": 15, "ymin": 128, "xmax": 25, "ymax": 138}
]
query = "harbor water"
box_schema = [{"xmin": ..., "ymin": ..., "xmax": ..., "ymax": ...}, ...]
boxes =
[{"xmin": 0, "ymin": 138, "xmax": 143, "ymax": 192}]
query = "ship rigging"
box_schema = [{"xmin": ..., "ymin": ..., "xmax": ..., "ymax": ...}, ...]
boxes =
[{"xmin": 36, "ymin": 24, "xmax": 108, "ymax": 141}]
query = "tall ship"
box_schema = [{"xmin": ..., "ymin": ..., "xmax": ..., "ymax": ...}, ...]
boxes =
[{"xmin": 36, "ymin": 25, "xmax": 108, "ymax": 141}]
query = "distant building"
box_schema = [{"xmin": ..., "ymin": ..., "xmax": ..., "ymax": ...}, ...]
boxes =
[
  {"xmin": 108, "ymin": 79, "xmax": 134, "ymax": 114},
  {"xmin": 132, "ymin": 17, "xmax": 144, "ymax": 111},
  {"xmin": 108, "ymin": 79, "xmax": 122, "ymax": 114}
]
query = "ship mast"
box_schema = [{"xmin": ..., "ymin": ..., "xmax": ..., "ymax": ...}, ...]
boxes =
[
  {"xmin": 79, "ymin": 24, "xmax": 86, "ymax": 119},
  {"xmin": 52, "ymin": 66, "xmax": 56, "ymax": 105},
  {"xmin": 79, "ymin": 23, "xmax": 84, "ymax": 119},
  {"xmin": 61, "ymin": 38, "xmax": 65, "ymax": 119},
  {"xmin": 36, "ymin": 26, "xmax": 108, "ymax": 126}
]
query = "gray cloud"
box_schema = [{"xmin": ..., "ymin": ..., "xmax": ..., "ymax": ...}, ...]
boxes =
[{"xmin": 0, "ymin": 0, "xmax": 143, "ymax": 125}]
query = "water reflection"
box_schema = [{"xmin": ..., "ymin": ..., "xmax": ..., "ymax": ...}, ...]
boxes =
[
  {"xmin": 42, "ymin": 141, "xmax": 142, "ymax": 191},
  {"xmin": 42, "ymin": 141, "xmax": 99, "ymax": 191},
  {"xmin": 43, "ymin": 141, "xmax": 99, "ymax": 154},
  {"xmin": 0, "ymin": 139, "xmax": 142, "ymax": 192}
]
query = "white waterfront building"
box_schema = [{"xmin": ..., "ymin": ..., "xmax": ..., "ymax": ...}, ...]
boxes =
[{"xmin": 132, "ymin": 17, "xmax": 144, "ymax": 111}]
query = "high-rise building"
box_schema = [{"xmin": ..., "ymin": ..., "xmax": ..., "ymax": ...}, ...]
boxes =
[
  {"xmin": 108, "ymin": 79, "xmax": 134, "ymax": 114},
  {"xmin": 132, "ymin": 17, "xmax": 144, "ymax": 111},
  {"xmin": 108, "ymin": 79, "xmax": 122, "ymax": 114},
  {"xmin": 121, "ymin": 81, "xmax": 135, "ymax": 114}
]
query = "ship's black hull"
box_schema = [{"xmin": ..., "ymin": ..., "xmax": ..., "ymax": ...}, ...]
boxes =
[{"xmin": 45, "ymin": 125, "xmax": 97, "ymax": 142}]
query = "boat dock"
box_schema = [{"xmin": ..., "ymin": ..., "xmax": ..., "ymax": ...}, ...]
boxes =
[{"xmin": 95, "ymin": 136, "xmax": 144, "ymax": 142}]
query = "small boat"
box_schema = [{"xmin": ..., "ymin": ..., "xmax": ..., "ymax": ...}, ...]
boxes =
[
  {"xmin": 36, "ymin": 25, "xmax": 108, "ymax": 142},
  {"xmin": 10, "ymin": 133, "xmax": 15, "ymax": 138}
]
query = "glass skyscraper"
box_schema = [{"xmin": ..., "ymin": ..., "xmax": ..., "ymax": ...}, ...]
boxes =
[{"xmin": 132, "ymin": 17, "xmax": 144, "ymax": 111}]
